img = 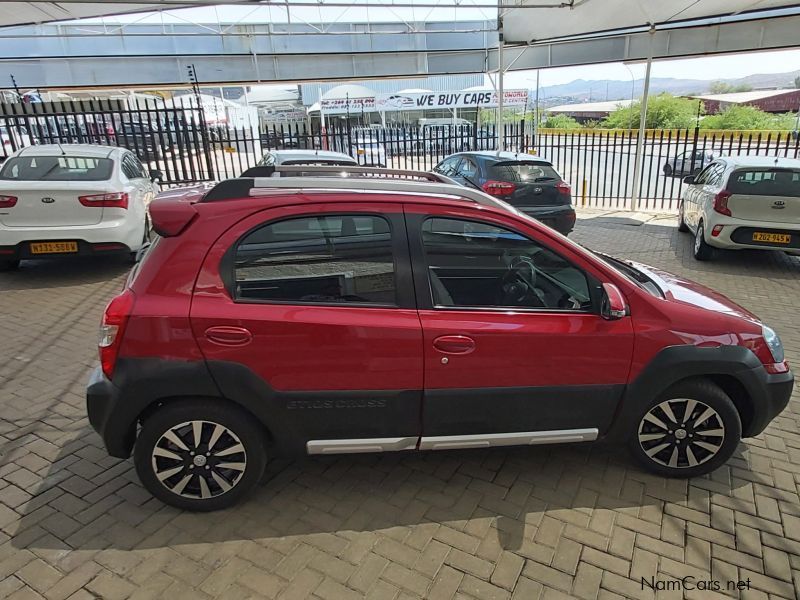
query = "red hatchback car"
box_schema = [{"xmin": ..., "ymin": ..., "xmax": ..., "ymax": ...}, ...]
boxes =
[{"xmin": 87, "ymin": 167, "xmax": 793, "ymax": 511}]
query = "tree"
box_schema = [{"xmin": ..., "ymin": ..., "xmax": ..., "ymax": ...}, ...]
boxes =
[
  {"xmin": 602, "ymin": 94, "xmax": 699, "ymax": 129},
  {"xmin": 540, "ymin": 114, "xmax": 582, "ymax": 129},
  {"xmin": 794, "ymin": 76, "xmax": 800, "ymax": 89},
  {"xmin": 700, "ymin": 105, "xmax": 795, "ymax": 130},
  {"xmin": 708, "ymin": 81, "xmax": 753, "ymax": 94}
]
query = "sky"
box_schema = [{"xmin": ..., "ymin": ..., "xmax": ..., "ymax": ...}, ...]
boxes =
[{"xmin": 503, "ymin": 48, "xmax": 800, "ymax": 89}]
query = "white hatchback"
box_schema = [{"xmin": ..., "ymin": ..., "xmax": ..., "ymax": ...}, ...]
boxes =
[
  {"xmin": 678, "ymin": 156, "xmax": 800, "ymax": 260},
  {"xmin": 0, "ymin": 144, "xmax": 160, "ymax": 270}
]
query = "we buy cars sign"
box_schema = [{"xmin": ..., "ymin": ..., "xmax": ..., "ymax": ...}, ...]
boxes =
[
  {"xmin": 376, "ymin": 89, "xmax": 528, "ymax": 111},
  {"xmin": 320, "ymin": 90, "xmax": 528, "ymax": 114}
]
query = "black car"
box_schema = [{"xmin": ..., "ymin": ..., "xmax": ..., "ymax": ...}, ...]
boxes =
[
  {"xmin": 116, "ymin": 122, "xmax": 169, "ymax": 161},
  {"xmin": 433, "ymin": 152, "xmax": 576, "ymax": 235}
]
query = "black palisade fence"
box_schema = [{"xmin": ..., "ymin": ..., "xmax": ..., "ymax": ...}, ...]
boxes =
[{"xmin": 1, "ymin": 98, "xmax": 797, "ymax": 211}]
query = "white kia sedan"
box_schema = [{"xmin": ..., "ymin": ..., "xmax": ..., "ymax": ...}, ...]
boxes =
[
  {"xmin": 0, "ymin": 144, "xmax": 160, "ymax": 270},
  {"xmin": 679, "ymin": 156, "xmax": 800, "ymax": 260}
]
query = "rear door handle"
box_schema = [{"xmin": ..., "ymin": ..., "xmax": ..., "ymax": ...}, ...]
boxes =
[
  {"xmin": 433, "ymin": 335, "xmax": 476, "ymax": 355},
  {"xmin": 205, "ymin": 326, "xmax": 252, "ymax": 346}
]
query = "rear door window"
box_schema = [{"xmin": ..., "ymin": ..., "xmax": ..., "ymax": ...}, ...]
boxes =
[
  {"xmin": 234, "ymin": 214, "xmax": 397, "ymax": 305},
  {"xmin": 489, "ymin": 162, "xmax": 560, "ymax": 183},
  {"xmin": 728, "ymin": 168, "xmax": 800, "ymax": 196}
]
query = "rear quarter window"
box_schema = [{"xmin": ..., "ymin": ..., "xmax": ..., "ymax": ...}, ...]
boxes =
[{"xmin": 728, "ymin": 168, "xmax": 800, "ymax": 197}]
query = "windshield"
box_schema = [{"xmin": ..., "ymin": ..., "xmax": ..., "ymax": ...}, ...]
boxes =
[
  {"xmin": 0, "ymin": 156, "xmax": 114, "ymax": 181},
  {"xmin": 592, "ymin": 251, "xmax": 664, "ymax": 298},
  {"xmin": 489, "ymin": 162, "xmax": 561, "ymax": 183}
]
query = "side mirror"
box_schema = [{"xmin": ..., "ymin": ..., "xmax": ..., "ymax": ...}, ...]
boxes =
[
  {"xmin": 683, "ymin": 175, "xmax": 695, "ymax": 185},
  {"xmin": 600, "ymin": 283, "xmax": 629, "ymax": 321},
  {"xmin": 150, "ymin": 169, "xmax": 163, "ymax": 183}
]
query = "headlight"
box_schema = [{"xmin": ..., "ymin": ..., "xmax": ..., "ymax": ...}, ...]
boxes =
[{"xmin": 763, "ymin": 325, "xmax": 785, "ymax": 363}]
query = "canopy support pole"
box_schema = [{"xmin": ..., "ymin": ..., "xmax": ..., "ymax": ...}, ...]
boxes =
[
  {"xmin": 496, "ymin": 23, "xmax": 504, "ymax": 152},
  {"xmin": 630, "ymin": 29, "xmax": 654, "ymax": 211}
]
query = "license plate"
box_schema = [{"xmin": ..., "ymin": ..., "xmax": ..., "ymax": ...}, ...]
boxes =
[
  {"xmin": 30, "ymin": 241, "xmax": 78, "ymax": 254},
  {"xmin": 752, "ymin": 232, "xmax": 791, "ymax": 244}
]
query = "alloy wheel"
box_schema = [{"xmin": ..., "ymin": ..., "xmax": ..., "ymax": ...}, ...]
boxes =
[
  {"xmin": 151, "ymin": 420, "xmax": 247, "ymax": 499},
  {"xmin": 637, "ymin": 398, "xmax": 725, "ymax": 468},
  {"xmin": 694, "ymin": 225, "xmax": 703, "ymax": 254}
]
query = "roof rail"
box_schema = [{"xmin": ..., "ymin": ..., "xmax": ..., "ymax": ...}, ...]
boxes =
[
  {"xmin": 200, "ymin": 165, "xmax": 512, "ymax": 211},
  {"xmin": 273, "ymin": 165, "xmax": 449, "ymax": 182}
]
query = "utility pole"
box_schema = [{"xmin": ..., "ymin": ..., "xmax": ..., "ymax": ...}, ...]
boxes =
[{"xmin": 496, "ymin": 18, "xmax": 505, "ymax": 153}]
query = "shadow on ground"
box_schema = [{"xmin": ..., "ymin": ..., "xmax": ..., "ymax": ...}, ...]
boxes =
[{"xmin": 10, "ymin": 423, "xmax": 751, "ymax": 559}]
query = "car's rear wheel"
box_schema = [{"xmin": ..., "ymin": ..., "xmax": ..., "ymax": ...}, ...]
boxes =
[
  {"xmin": 629, "ymin": 379, "xmax": 741, "ymax": 478},
  {"xmin": 134, "ymin": 399, "xmax": 267, "ymax": 511},
  {"xmin": 0, "ymin": 259, "xmax": 20, "ymax": 272},
  {"xmin": 693, "ymin": 221, "xmax": 714, "ymax": 260},
  {"xmin": 677, "ymin": 201, "xmax": 689, "ymax": 232}
]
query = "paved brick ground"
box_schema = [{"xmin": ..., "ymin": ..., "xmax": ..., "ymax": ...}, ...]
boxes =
[{"xmin": 1, "ymin": 217, "xmax": 799, "ymax": 600}]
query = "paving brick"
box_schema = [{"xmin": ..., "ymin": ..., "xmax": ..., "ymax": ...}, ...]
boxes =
[{"xmin": 2, "ymin": 219, "xmax": 800, "ymax": 600}]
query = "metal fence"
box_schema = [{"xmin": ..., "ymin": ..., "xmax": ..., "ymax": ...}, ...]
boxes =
[
  {"xmin": 1, "ymin": 98, "xmax": 798, "ymax": 213},
  {"xmin": 535, "ymin": 128, "xmax": 800, "ymax": 212}
]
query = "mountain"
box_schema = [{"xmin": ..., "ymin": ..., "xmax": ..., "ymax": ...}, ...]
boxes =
[{"xmin": 537, "ymin": 70, "xmax": 800, "ymax": 106}]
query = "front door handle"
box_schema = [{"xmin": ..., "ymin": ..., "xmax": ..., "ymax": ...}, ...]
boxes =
[
  {"xmin": 433, "ymin": 335, "xmax": 476, "ymax": 355},
  {"xmin": 205, "ymin": 326, "xmax": 252, "ymax": 346}
]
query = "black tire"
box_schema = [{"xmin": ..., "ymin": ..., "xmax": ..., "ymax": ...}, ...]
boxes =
[
  {"xmin": 693, "ymin": 221, "xmax": 714, "ymax": 261},
  {"xmin": 677, "ymin": 201, "xmax": 689, "ymax": 232},
  {"xmin": 663, "ymin": 164, "xmax": 673, "ymax": 176},
  {"xmin": 0, "ymin": 259, "xmax": 20, "ymax": 272},
  {"xmin": 628, "ymin": 379, "xmax": 741, "ymax": 478},
  {"xmin": 134, "ymin": 399, "xmax": 267, "ymax": 511}
]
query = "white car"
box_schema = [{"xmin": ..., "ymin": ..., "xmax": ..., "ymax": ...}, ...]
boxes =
[
  {"xmin": 349, "ymin": 136, "xmax": 387, "ymax": 167},
  {"xmin": 679, "ymin": 156, "xmax": 800, "ymax": 260},
  {"xmin": 0, "ymin": 144, "xmax": 160, "ymax": 270}
]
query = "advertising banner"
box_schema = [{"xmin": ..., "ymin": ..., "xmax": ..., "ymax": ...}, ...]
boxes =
[{"xmin": 318, "ymin": 90, "xmax": 528, "ymax": 114}]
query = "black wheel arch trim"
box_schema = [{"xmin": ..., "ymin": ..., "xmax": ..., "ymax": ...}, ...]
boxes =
[
  {"xmin": 604, "ymin": 344, "xmax": 793, "ymax": 442},
  {"xmin": 87, "ymin": 357, "xmax": 422, "ymax": 458}
]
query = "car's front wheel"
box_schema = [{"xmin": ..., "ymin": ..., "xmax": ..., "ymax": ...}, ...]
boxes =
[
  {"xmin": 663, "ymin": 163, "xmax": 673, "ymax": 176},
  {"xmin": 677, "ymin": 201, "xmax": 689, "ymax": 232},
  {"xmin": 134, "ymin": 399, "xmax": 267, "ymax": 511},
  {"xmin": 629, "ymin": 379, "xmax": 741, "ymax": 478}
]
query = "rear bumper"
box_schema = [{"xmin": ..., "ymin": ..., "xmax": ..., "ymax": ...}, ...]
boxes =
[
  {"xmin": 703, "ymin": 216, "xmax": 800, "ymax": 251},
  {"xmin": 517, "ymin": 205, "xmax": 576, "ymax": 235},
  {"xmin": 0, "ymin": 239, "xmax": 132, "ymax": 260},
  {"xmin": 86, "ymin": 366, "xmax": 136, "ymax": 458},
  {"xmin": 0, "ymin": 219, "xmax": 143, "ymax": 259}
]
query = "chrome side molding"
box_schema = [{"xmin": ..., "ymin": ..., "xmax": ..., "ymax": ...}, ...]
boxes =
[
  {"xmin": 418, "ymin": 428, "xmax": 599, "ymax": 451},
  {"xmin": 306, "ymin": 436, "xmax": 418, "ymax": 455},
  {"xmin": 306, "ymin": 428, "xmax": 598, "ymax": 455}
]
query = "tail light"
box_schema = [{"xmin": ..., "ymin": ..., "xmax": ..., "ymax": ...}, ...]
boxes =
[
  {"xmin": 79, "ymin": 192, "xmax": 128, "ymax": 209},
  {"xmin": 713, "ymin": 190, "xmax": 732, "ymax": 216},
  {"xmin": 556, "ymin": 181, "xmax": 571, "ymax": 195},
  {"xmin": 99, "ymin": 289, "xmax": 135, "ymax": 379},
  {"xmin": 0, "ymin": 195, "xmax": 17, "ymax": 208},
  {"xmin": 481, "ymin": 180, "xmax": 516, "ymax": 197}
]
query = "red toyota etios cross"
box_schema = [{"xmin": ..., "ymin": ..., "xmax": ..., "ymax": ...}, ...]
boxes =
[{"xmin": 86, "ymin": 166, "xmax": 793, "ymax": 511}]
